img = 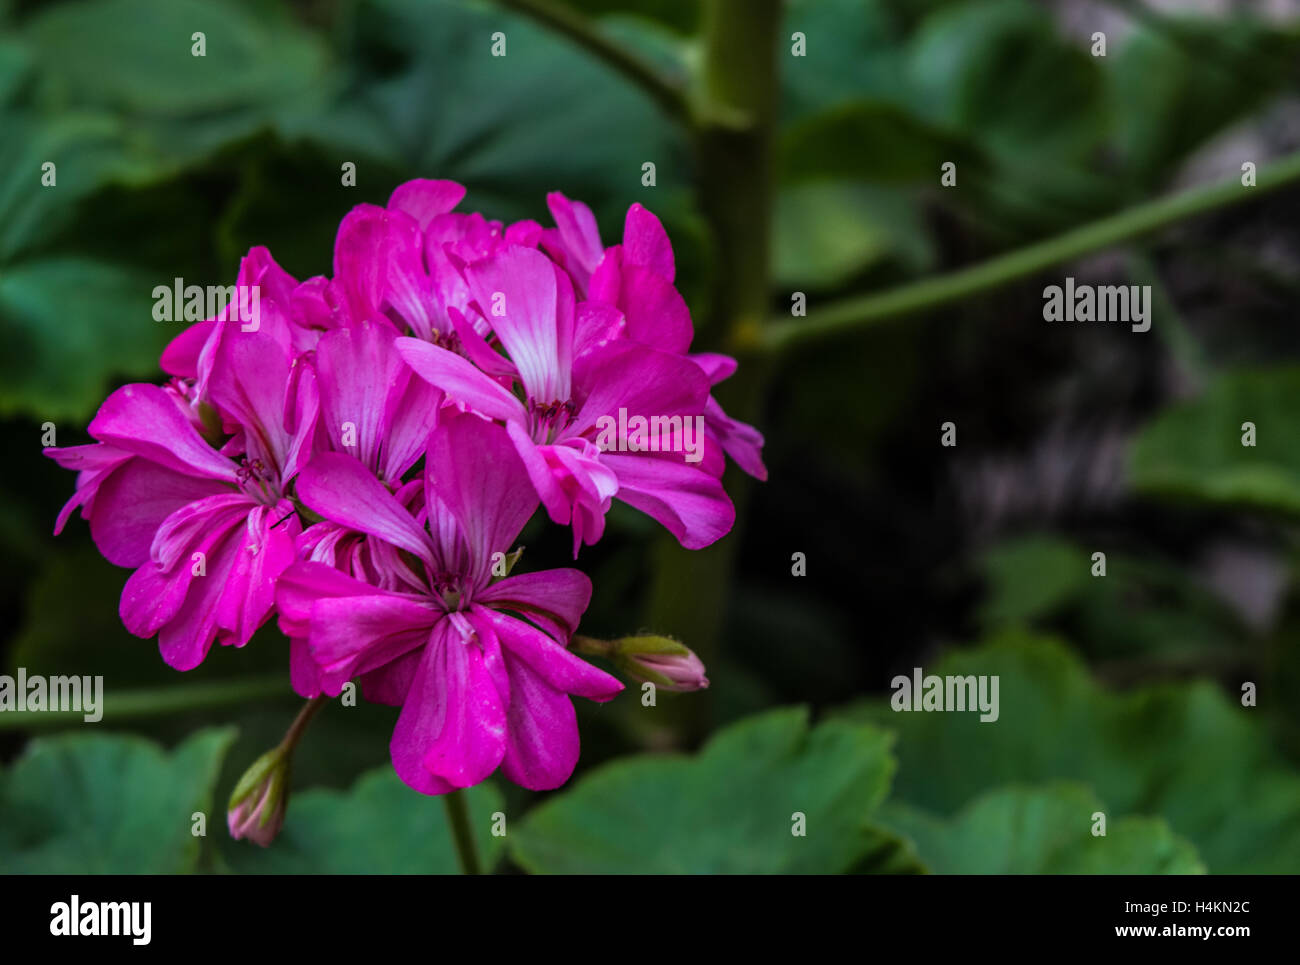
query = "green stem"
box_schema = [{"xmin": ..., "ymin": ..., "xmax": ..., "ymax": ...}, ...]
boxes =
[
  {"xmin": 497, "ymin": 0, "xmax": 689, "ymax": 122},
  {"xmin": 442, "ymin": 788, "xmax": 482, "ymax": 875},
  {"xmin": 759, "ymin": 149, "xmax": 1300, "ymax": 352},
  {"xmin": 281, "ymin": 695, "xmax": 328, "ymax": 751},
  {"xmin": 642, "ymin": 0, "xmax": 783, "ymax": 742},
  {"xmin": 0, "ymin": 674, "xmax": 290, "ymax": 730}
]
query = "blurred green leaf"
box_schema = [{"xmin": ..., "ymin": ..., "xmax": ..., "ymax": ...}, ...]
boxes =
[
  {"xmin": 780, "ymin": 99, "xmax": 979, "ymax": 185},
  {"xmin": 0, "ymin": 727, "xmax": 235, "ymax": 873},
  {"xmin": 23, "ymin": 0, "xmax": 329, "ymax": 123},
  {"xmin": 0, "ymin": 111, "xmax": 151, "ymax": 261},
  {"xmin": 979, "ymin": 534, "xmax": 1091, "ymax": 627},
  {"xmin": 781, "ymin": 0, "xmax": 910, "ymax": 123},
  {"xmin": 0, "ymin": 257, "xmax": 169, "ymax": 420},
  {"xmin": 1130, "ymin": 366, "xmax": 1300, "ymax": 515},
  {"xmin": 220, "ymin": 769, "xmax": 504, "ymax": 874},
  {"xmin": 841, "ymin": 629, "xmax": 1300, "ymax": 873},
  {"xmin": 905, "ymin": 0, "xmax": 1104, "ymax": 159},
  {"xmin": 511, "ymin": 707, "xmax": 897, "ymax": 873},
  {"xmin": 774, "ymin": 181, "xmax": 933, "ymax": 290},
  {"xmin": 299, "ymin": 0, "xmax": 692, "ymax": 229},
  {"xmin": 883, "ymin": 783, "xmax": 1205, "ymax": 874},
  {"xmin": 1111, "ymin": 17, "xmax": 1300, "ymax": 188},
  {"xmin": 977, "ymin": 534, "xmax": 1246, "ymax": 658}
]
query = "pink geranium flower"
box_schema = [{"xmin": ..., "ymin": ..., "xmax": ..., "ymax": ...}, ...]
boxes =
[
  {"xmin": 276, "ymin": 411, "xmax": 623, "ymax": 793},
  {"xmin": 45, "ymin": 251, "xmax": 316, "ymax": 670}
]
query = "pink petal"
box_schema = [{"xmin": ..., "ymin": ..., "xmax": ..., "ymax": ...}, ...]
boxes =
[
  {"xmin": 388, "ymin": 179, "xmax": 467, "ymax": 229},
  {"xmin": 390, "ymin": 620, "xmax": 507, "ymax": 793},
  {"xmin": 602, "ymin": 451, "xmax": 736, "ymax": 549},
  {"xmin": 89, "ymin": 459, "xmax": 231, "ymax": 567},
  {"xmin": 622, "ymin": 202, "xmax": 675, "ymax": 281},
  {"xmin": 463, "ymin": 246, "xmax": 573, "ymax": 404},
  {"xmin": 480, "ymin": 606, "xmax": 620, "ymax": 701},
  {"xmin": 295, "ymin": 453, "xmax": 436, "ymax": 566},
  {"xmin": 396, "ymin": 336, "xmax": 524, "ymax": 424},
  {"xmin": 478, "ymin": 568, "xmax": 592, "ymax": 640},
  {"xmin": 89, "ymin": 383, "xmax": 238, "ymax": 483},
  {"xmin": 499, "ymin": 655, "xmax": 581, "ymax": 791}
]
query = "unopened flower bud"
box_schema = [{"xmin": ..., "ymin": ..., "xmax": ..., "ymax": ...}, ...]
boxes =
[
  {"xmin": 227, "ymin": 747, "xmax": 290, "ymax": 847},
  {"xmin": 612, "ymin": 635, "xmax": 709, "ymax": 692}
]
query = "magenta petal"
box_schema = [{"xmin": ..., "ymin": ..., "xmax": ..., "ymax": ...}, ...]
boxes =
[
  {"xmin": 291, "ymin": 637, "xmax": 324, "ymax": 698},
  {"xmin": 570, "ymin": 341, "xmax": 709, "ymax": 436},
  {"xmin": 481, "ymin": 606, "xmax": 620, "ymax": 701},
  {"xmin": 617, "ymin": 265, "xmax": 693, "ymax": 355},
  {"xmin": 545, "ymin": 192, "xmax": 605, "ymax": 287},
  {"xmin": 277, "ymin": 560, "xmax": 389, "ymax": 637},
  {"xmin": 602, "ymin": 451, "xmax": 736, "ymax": 549},
  {"xmin": 89, "ymin": 384, "xmax": 237, "ymax": 483},
  {"xmin": 463, "ymin": 246, "xmax": 573, "ymax": 404},
  {"xmin": 388, "ymin": 179, "xmax": 467, "ymax": 229},
  {"xmin": 622, "ymin": 202, "xmax": 675, "ymax": 281},
  {"xmin": 205, "ymin": 312, "xmax": 297, "ymax": 473},
  {"xmin": 706, "ymin": 394, "xmax": 768, "ymax": 481},
  {"xmin": 691, "ymin": 351, "xmax": 738, "ymax": 385},
  {"xmin": 308, "ymin": 592, "xmax": 438, "ymax": 693},
  {"xmin": 477, "ymin": 568, "xmax": 592, "ymax": 640},
  {"xmin": 396, "ymin": 336, "xmax": 525, "ymax": 424},
  {"xmin": 160, "ymin": 320, "xmax": 217, "ymax": 378},
  {"xmin": 90, "ymin": 460, "xmax": 231, "ymax": 567},
  {"xmin": 155, "ymin": 522, "xmax": 245, "ymax": 670},
  {"xmin": 424, "ymin": 411, "xmax": 539, "ymax": 579},
  {"xmin": 295, "ymin": 453, "xmax": 436, "ymax": 565},
  {"xmin": 358, "ymin": 647, "xmax": 421, "ymax": 706},
  {"xmin": 120, "ymin": 495, "xmax": 249, "ymax": 637},
  {"xmin": 215, "ymin": 501, "xmax": 302, "ymax": 648},
  {"xmin": 390, "ymin": 621, "xmax": 506, "ymax": 794},
  {"xmin": 315, "ymin": 323, "xmax": 400, "ymax": 471},
  {"xmin": 499, "ymin": 655, "xmax": 581, "ymax": 791}
]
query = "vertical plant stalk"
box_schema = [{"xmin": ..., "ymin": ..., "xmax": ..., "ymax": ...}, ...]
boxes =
[
  {"xmin": 443, "ymin": 788, "xmax": 482, "ymax": 875},
  {"xmin": 644, "ymin": 0, "xmax": 783, "ymax": 739}
]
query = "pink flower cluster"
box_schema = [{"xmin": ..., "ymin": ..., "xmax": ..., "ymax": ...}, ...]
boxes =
[{"xmin": 47, "ymin": 180, "xmax": 765, "ymax": 794}]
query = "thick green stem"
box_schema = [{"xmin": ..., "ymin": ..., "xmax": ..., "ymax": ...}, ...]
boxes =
[
  {"xmin": 642, "ymin": 0, "xmax": 782, "ymax": 740},
  {"xmin": 760, "ymin": 150, "xmax": 1300, "ymax": 351},
  {"xmin": 442, "ymin": 788, "xmax": 482, "ymax": 875},
  {"xmin": 0, "ymin": 674, "xmax": 290, "ymax": 730}
]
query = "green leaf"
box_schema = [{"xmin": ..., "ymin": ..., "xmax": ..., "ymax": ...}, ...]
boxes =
[
  {"xmin": 23, "ymin": 0, "xmax": 329, "ymax": 123},
  {"xmin": 0, "ymin": 111, "xmax": 153, "ymax": 261},
  {"xmin": 905, "ymin": 0, "xmax": 1105, "ymax": 160},
  {"xmin": 1110, "ymin": 18, "xmax": 1300, "ymax": 188},
  {"xmin": 1130, "ymin": 366, "xmax": 1300, "ymax": 515},
  {"xmin": 773, "ymin": 181, "xmax": 933, "ymax": 291},
  {"xmin": 882, "ymin": 783, "xmax": 1205, "ymax": 874},
  {"xmin": 977, "ymin": 534, "xmax": 1246, "ymax": 658},
  {"xmin": 979, "ymin": 534, "xmax": 1091, "ymax": 628},
  {"xmin": 841, "ymin": 629, "xmax": 1300, "ymax": 873},
  {"xmin": 0, "ymin": 257, "xmax": 172, "ymax": 420},
  {"xmin": 0, "ymin": 728, "xmax": 235, "ymax": 873},
  {"xmin": 511, "ymin": 707, "xmax": 896, "ymax": 873},
  {"xmin": 297, "ymin": 0, "xmax": 692, "ymax": 229},
  {"xmin": 219, "ymin": 768, "xmax": 505, "ymax": 874},
  {"xmin": 780, "ymin": 100, "xmax": 978, "ymax": 186}
]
